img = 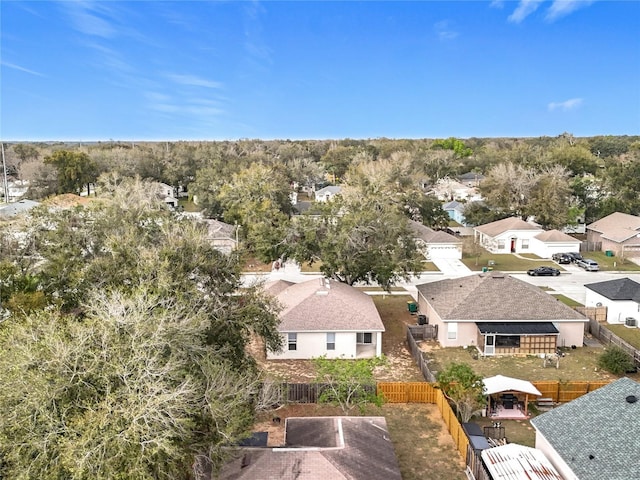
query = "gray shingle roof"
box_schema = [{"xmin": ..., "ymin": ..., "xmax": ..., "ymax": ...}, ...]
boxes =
[
  {"xmin": 274, "ymin": 279, "xmax": 385, "ymax": 332},
  {"xmin": 534, "ymin": 229, "xmax": 580, "ymax": 243},
  {"xmin": 530, "ymin": 377, "xmax": 640, "ymax": 480},
  {"xmin": 585, "ymin": 277, "xmax": 640, "ymax": 302},
  {"xmin": 416, "ymin": 272, "xmax": 586, "ymax": 321},
  {"xmin": 474, "ymin": 217, "xmax": 542, "ymax": 237}
]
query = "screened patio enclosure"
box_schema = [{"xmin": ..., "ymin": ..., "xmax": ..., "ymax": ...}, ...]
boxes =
[{"xmin": 476, "ymin": 322, "xmax": 558, "ymax": 356}]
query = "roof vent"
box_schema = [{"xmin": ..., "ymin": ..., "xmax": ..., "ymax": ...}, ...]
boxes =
[
  {"xmin": 588, "ymin": 454, "xmax": 595, "ymax": 460},
  {"xmin": 626, "ymin": 395, "xmax": 638, "ymax": 404}
]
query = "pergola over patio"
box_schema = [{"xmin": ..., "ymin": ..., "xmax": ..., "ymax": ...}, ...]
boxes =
[{"xmin": 483, "ymin": 375, "xmax": 542, "ymax": 417}]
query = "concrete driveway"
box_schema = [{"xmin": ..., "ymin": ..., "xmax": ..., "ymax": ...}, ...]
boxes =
[{"xmin": 432, "ymin": 258, "xmax": 472, "ymax": 275}]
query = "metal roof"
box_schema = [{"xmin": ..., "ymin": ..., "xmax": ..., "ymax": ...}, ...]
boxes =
[
  {"xmin": 476, "ymin": 322, "xmax": 559, "ymax": 335},
  {"xmin": 481, "ymin": 443, "xmax": 564, "ymax": 480}
]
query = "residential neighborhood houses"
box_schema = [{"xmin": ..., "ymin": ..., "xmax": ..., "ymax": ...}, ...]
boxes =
[{"xmin": 3, "ymin": 143, "xmax": 640, "ymax": 480}]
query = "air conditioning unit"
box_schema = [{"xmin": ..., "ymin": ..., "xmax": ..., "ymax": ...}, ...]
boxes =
[
  {"xmin": 625, "ymin": 317, "xmax": 637, "ymax": 327},
  {"xmin": 417, "ymin": 314, "xmax": 428, "ymax": 325}
]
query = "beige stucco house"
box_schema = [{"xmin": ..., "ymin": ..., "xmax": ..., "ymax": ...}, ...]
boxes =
[
  {"xmin": 473, "ymin": 217, "xmax": 543, "ymax": 254},
  {"xmin": 415, "ymin": 272, "xmax": 588, "ymax": 355},
  {"xmin": 266, "ymin": 278, "xmax": 384, "ymax": 360},
  {"xmin": 586, "ymin": 211, "xmax": 640, "ymax": 259}
]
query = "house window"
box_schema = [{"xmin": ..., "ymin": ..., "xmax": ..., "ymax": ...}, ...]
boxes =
[
  {"xmin": 447, "ymin": 322, "xmax": 458, "ymax": 340},
  {"xmin": 497, "ymin": 240, "xmax": 506, "ymax": 250},
  {"xmin": 356, "ymin": 332, "xmax": 372, "ymax": 344},
  {"xmin": 496, "ymin": 335, "xmax": 520, "ymax": 348},
  {"xmin": 288, "ymin": 333, "xmax": 297, "ymax": 351},
  {"xmin": 521, "ymin": 239, "xmax": 529, "ymax": 250},
  {"xmin": 327, "ymin": 332, "xmax": 335, "ymax": 350}
]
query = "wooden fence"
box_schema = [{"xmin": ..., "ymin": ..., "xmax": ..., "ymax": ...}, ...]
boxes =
[
  {"xmin": 586, "ymin": 317, "xmax": 640, "ymax": 368},
  {"xmin": 406, "ymin": 328, "xmax": 437, "ymax": 382},
  {"xmin": 531, "ymin": 380, "xmax": 610, "ymax": 403},
  {"xmin": 576, "ymin": 306, "xmax": 608, "ymax": 323}
]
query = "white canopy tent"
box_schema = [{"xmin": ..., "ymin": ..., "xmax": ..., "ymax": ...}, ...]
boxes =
[{"xmin": 483, "ymin": 375, "xmax": 542, "ymax": 416}]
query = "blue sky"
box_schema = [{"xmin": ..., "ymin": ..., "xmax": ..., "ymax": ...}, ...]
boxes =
[{"xmin": 1, "ymin": 1, "xmax": 639, "ymax": 141}]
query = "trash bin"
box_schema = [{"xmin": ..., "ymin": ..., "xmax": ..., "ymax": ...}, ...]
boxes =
[
  {"xmin": 407, "ymin": 301, "xmax": 418, "ymax": 313},
  {"xmin": 606, "ymin": 250, "xmax": 614, "ymax": 257},
  {"xmin": 482, "ymin": 267, "xmax": 488, "ymax": 272}
]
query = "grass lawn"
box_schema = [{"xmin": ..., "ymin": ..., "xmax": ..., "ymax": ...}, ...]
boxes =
[
  {"xmin": 550, "ymin": 293, "xmax": 584, "ymax": 307},
  {"xmin": 422, "ymin": 344, "xmax": 619, "ymax": 382},
  {"xmin": 461, "ymin": 253, "xmax": 562, "ymax": 272},
  {"xmin": 177, "ymin": 198, "xmax": 201, "ymax": 212},
  {"xmin": 603, "ymin": 324, "xmax": 640, "ymax": 349},
  {"xmin": 581, "ymin": 251, "xmax": 640, "ymax": 272}
]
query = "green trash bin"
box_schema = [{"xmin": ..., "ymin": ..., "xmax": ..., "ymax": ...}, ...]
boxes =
[
  {"xmin": 482, "ymin": 267, "xmax": 488, "ymax": 272},
  {"xmin": 605, "ymin": 250, "xmax": 614, "ymax": 257},
  {"xmin": 407, "ymin": 301, "xmax": 418, "ymax": 313}
]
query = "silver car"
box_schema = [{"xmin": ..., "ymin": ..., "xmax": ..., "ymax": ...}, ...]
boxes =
[{"xmin": 577, "ymin": 258, "xmax": 599, "ymax": 271}]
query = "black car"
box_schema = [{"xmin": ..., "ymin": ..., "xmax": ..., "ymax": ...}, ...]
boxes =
[
  {"xmin": 527, "ymin": 266, "xmax": 560, "ymax": 276},
  {"xmin": 565, "ymin": 252, "xmax": 583, "ymax": 263},
  {"xmin": 552, "ymin": 253, "xmax": 571, "ymax": 264}
]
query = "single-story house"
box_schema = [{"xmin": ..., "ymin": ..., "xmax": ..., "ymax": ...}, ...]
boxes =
[
  {"xmin": 586, "ymin": 211, "xmax": 640, "ymax": 259},
  {"xmin": 531, "ymin": 377, "xmax": 640, "ymax": 480},
  {"xmin": 584, "ymin": 277, "xmax": 640, "ymax": 326},
  {"xmin": 442, "ymin": 200, "xmax": 466, "ymax": 225},
  {"xmin": 529, "ymin": 229, "xmax": 581, "ymax": 258},
  {"xmin": 314, "ymin": 185, "xmax": 342, "ymax": 202},
  {"xmin": 481, "ymin": 443, "xmax": 563, "ymax": 480},
  {"xmin": 408, "ymin": 220, "xmax": 463, "ymax": 260},
  {"xmin": 267, "ymin": 278, "xmax": 384, "ymax": 360},
  {"xmin": 473, "ymin": 217, "xmax": 543, "ymax": 254},
  {"xmin": 219, "ymin": 417, "xmax": 402, "ymax": 480},
  {"xmin": 202, "ymin": 218, "xmax": 238, "ymax": 254},
  {"xmin": 415, "ymin": 272, "xmax": 588, "ymax": 355}
]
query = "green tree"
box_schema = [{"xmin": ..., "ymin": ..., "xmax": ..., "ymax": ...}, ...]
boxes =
[
  {"xmin": 437, "ymin": 363, "xmax": 486, "ymax": 423},
  {"xmin": 461, "ymin": 201, "xmax": 508, "ymax": 227},
  {"xmin": 44, "ymin": 149, "xmax": 98, "ymax": 194},
  {"xmin": 598, "ymin": 346, "xmax": 635, "ymax": 375},
  {"xmin": 432, "ymin": 137, "xmax": 473, "ymax": 158},
  {"xmin": 314, "ymin": 356, "xmax": 386, "ymax": 414},
  {"xmin": 527, "ymin": 165, "xmax": 572, "ymax": 229},
  {"xmin": 0, "ymin": 289, "xmax": 277, "ymax": 480},
  {"xmin": 287, "ymin": 196, "xmax": 423, "ymax": 290}
]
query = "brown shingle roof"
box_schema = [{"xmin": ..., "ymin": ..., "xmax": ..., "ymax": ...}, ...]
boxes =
[
  {"xmin": 474, "ymin": 217, "xmax": 542, "ymax": 237},
  {"xmin": 275, "ymin": 279, "xmax": 385, "ymax": 332},
  {"xmin": 586, "ymin": 212, "xmax": 640, "ymax": 242},
  {"xmin": 408, "ymin": 220, "xmax": 462, "ymax": 244},
  {"xmin": 416, "ymin": 272, "xmax": 586, "ymax": 321},
  {"xmin": 534, "ymin": 229, "xmax": 579, "ymax": 243}
]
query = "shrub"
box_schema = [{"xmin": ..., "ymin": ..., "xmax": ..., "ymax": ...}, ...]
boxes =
[{"xmin": 598, "ymin": 346, "xmax": 635, "ymax": 375}]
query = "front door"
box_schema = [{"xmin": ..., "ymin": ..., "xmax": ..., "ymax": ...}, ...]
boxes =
[
  {"xmin": 510, "ymin": 238, "xmax": 516, "ymax": 253},
  {"xmin": 485, "ymin": 335, "xmax": 495, "ymax": 356}
]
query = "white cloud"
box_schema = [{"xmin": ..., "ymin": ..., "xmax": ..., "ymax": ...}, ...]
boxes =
[
  {"xmin": 508, "ymin": 0, "xmax": 545, "ymax": 23},
  {"xmin": 546, "ymin": 0, "xmax": 595, "ymax": 22},
  {"xmin": 63, "ymin": 1, "xmax": 116, "ymax": 38},
  {"xmin": 548, "ymin": 98, "xmax": 583, "ymax": 111},
  {"xmin": 434, "ymin": 21, "xmax": 459, "ymax": 41},
  {"xmin": 1, "ymin": 61, "xmax": 46, "ymax": 77},
  {"xmin": 166, "ymin": 74, "xmax": 223, "ymax": 89}
]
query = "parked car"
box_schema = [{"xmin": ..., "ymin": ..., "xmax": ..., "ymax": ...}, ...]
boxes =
[
  {"xmin": 552, "ymin": 253, "xmax": 571, "ymax": 264},
  {"xmin": 577, "ymin": 258, "xmax": 599, "ymax": 271},
  {"xmin": 565, "ymin": 252, "xmax": 583, "ymax": 263},
  {"xmin": 527, "ymin": 266, "xmax": 561, "ymax": 276}
]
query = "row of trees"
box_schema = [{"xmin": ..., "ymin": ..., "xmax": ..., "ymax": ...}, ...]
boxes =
[{"xmin": 0, "ymin": 179, "xmax": 284, "ymax": 479}]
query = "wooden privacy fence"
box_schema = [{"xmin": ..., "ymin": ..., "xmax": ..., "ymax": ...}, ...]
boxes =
[
  {"xmin": 531, "ymin": 380, "xmax": 610, "ymax": 403},
  {"xmin": 576, "ymin": 306, "xmax": 607, "ymax": 323},
  {"xmin": 283, "ymin": 383, "xmax": 376, "ymax": 403},
  {"xmin": 406, "ymin": 328, "xmax": 437, "ymax": 382},
  {"xmin": 586, "ymin": 318, "xmax": 640, "ymax": 368}
]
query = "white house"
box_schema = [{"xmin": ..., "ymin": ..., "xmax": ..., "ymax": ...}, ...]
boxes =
[
  {"xmin": 408, "ymin": 220, "xmax": 462, "ymax": 260},
  {"xmin": 529, "ymin": 229, "xmax": 581, "ymax": 258},
  {"xmin": 431, "ymin": 177, "xmax": 481, "ymax": 202},
  {"xmin": 531, "ymin": 377, "xmax": 640, "ymax": 480},
  {"xmin": 584, "ymin": 277, "xmax": 640, "ymax": 326},
  {"xmin": 314, "ymin": 185, "xmax": 342, "ymax": 202},
  {"xmin": 473, "ymin": 217, "xmax": 543, "ymax": 254},
  {"xmin": 266, "ymin": 278, "xmax": 384, "ymax": 360}
]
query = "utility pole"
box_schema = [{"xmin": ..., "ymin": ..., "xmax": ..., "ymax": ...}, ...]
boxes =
[{"xmin": 1, "ymin": 142, "xmax": 9, "ymax": 203}]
